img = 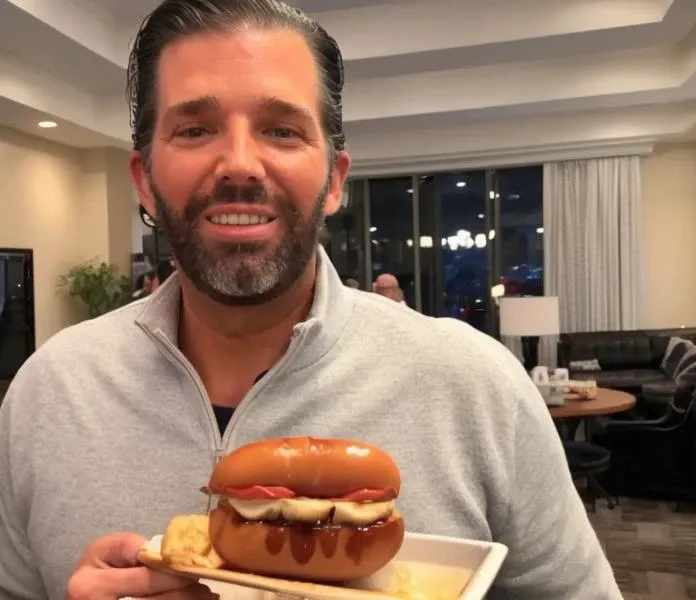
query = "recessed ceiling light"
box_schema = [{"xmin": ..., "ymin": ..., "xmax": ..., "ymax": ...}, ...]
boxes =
[
  {"xmin": 38, "ymin": 121, "xmax": 57, "ymax": 128},
  {"xmin": 407, "ymin": 188, "xmax": 413, "ymax": 194},
  {"xmin": 456, "ymin": 181, "xmax": 466, "ymax": 188}
]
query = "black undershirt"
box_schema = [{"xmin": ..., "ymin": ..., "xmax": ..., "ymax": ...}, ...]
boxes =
[
  {"xmin": 211, "ymin": 370, "xmax": 268, "ymax": 434},
  {"xmin": 212, "ymin": 405, "xmax": 235, "ymax": 435}
]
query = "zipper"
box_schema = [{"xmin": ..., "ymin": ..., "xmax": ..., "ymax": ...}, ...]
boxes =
[
  {"xmin": 220, "ymin": 326, "xmax": 308, "ymax": 450},
  {"xmin": 139, "ymin": 322, "xmax": 311, "ymax": 464},
  {"xmin": 139, "ymin": 326, "xmax": 221, "ymax": 459}
]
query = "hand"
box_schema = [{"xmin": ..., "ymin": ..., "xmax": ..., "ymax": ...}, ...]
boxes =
[{"xmin": 66, "ymin": 532, "xmax": 216, "ymax": 600}]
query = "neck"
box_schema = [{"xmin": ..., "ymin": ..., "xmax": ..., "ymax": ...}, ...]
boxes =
[{"xmin": 177, "ymin": 256, "xmax": 318, "ymax": 402}]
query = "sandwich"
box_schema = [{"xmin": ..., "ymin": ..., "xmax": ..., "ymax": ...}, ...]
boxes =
[{"xmin": 191, "ymin": 436, "xmax": 405, "ymax": 581}]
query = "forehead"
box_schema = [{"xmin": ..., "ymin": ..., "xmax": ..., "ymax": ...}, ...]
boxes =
[{"xmin": 156, "ymin": 27, "xmax": 320, "ymax": 116}]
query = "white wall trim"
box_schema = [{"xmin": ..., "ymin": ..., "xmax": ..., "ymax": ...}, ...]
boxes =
[{"xmin": 349, "ymin": 139, "xmax": 657, "ymax": 177}]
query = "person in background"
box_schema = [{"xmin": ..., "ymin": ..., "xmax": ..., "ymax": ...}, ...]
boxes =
[
  {"xmin": 151, "ymin": 260, "xmax": 176, "ymax": 291},
  {"xmin": 131, "ymin": 271, "xmax": 154, "ymax": 301},
  {"xmin": 343, "ymin": 277, "xmax": 360, "ymax": 289},
  {"xmin": 130, "ymin": 261, "xmax": 174, "ymax": 301},
  {"xmin": 372, "ymin": 272, "xmax": 405, "ymax": 304}
]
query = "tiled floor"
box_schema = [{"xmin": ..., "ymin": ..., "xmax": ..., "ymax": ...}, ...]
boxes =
[{"xmin": 589, "ymin": 498, "xmax": 696, "ymax": 599}]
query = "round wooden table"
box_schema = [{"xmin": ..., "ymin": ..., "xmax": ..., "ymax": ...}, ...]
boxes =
[{"xmin": 549, "ymin": 388, "xmax": 636, "ymax": 419}]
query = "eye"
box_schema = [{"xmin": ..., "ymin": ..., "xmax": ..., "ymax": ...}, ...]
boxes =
[
  {"xmin": 266, "ymin": 127, "xmax": 298, "ymax": 139},
  {"xmin": 176, "ymin": 126, "xmax": 210, "ymax": 139}
]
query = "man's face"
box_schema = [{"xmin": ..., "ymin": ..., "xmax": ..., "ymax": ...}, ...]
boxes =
[{"xmin": 130, "ymin": 27, "xmax": 350, "ymax": 305}]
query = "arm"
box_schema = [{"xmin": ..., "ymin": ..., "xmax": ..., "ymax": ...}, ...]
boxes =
[
  {"xmin": 0, "ymin": 381, "xmax": 48, "ymax": 599},
  {"xmin": 489, "ymin": 370, "xmax": 622, "ymax": 599}
]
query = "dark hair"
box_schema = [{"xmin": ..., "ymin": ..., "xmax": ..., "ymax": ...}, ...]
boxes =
[
  {"xmin": 126, "ymin": 0, "xmax": 346, "ymax": 162},
  {"xmin": 135, "ymin": 271, "xmax": 154, "ymax": 289},
  {"xmin": 156, "ymin": 260, "xmax": 176, "ymax": 283}
]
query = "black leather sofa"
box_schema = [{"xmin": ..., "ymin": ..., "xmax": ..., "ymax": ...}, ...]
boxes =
[
  {"xmin": 557, "ymin": 328, "xmax": 696, "ymax": 405},
  {"xmin": 558, "ymin": 328, "xmax": 696, "ymax": 502}
]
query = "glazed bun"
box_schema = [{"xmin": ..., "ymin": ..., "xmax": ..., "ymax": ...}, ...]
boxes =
[
  {"xmin": 208, "ymin": 437, "xmax": 401, "ymax": 499},
  {"xmin": 209, "ymin": 502, "xmax": 405, "ymax": 581},
  {"xmin": 207, "ymin": 437, "xmax": 404, "ymax": 582}
]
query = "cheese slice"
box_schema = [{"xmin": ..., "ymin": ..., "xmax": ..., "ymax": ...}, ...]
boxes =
[{"xmin": 226, "ymin": 497, "xmax": 395, "ymax": 526}]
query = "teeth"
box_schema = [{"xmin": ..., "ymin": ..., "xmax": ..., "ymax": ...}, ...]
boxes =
[{"xmin": 209, "ymin": 214, "xmax": 270, "ymax": 226}]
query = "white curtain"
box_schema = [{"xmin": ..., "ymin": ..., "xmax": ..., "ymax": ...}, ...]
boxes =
[{"xmin": 539, "ymin": 156, "xmax": 644, "ymax": 366}]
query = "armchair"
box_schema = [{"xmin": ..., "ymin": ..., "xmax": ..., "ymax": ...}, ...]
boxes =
[{"xmin": 596, "ymin": 384, "xmax": 696, "ymax": 502}]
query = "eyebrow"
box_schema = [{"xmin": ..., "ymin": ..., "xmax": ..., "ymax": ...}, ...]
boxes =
[
  {"xmin": 162, "ymin": 95, "xmax": 314, "ymax": 125},
  {"xmin": 258, "ymin": 97, "xmax": 314, "ymax": 124},
  {"xmin": 163, "ymin": 95, "xmax": 221, "ymax": 122}
]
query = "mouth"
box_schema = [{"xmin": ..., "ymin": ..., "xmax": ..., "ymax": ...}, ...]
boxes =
[
  {"xmin": 207, "ymin": 213, "xmax": 277, "ymax": 226},
  {"xmin": 203, "ymin": 212, "xmax": 280, "ymax": 243}
]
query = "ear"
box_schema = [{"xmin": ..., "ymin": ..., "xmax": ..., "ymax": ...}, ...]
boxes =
[
  {"xmin": 129, "ymin": 151, "xmax": 157, "ymax": 219},
  {"xmin": 323, "ymin": 150, "xmax": 352, "ymax": 217}
]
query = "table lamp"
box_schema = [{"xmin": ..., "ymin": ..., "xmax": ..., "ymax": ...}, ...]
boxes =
[{"xmin": 499, "ymin": 296, "xmax": 560, "ymax": 371}]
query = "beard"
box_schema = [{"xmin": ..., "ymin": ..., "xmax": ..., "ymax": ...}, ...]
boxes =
[{"xmin": 150, "ymin": 176, "xmax": 329, "ymax": 307}]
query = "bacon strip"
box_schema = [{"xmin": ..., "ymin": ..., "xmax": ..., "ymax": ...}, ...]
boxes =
[
  {"xmin": 215, "ymin": 485, "xmax": 396, "ymax": 502},
  {"xmin": 221, "ymin": 485, "xmax": 296, "ymax": 500},
  {"xmin": 339, "ymin": 488, "xmax": 395, "ymax": 502}
]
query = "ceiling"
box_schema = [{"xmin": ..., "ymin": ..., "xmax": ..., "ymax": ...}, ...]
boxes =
[{"xmin": 1, "ymin": 0, "xmax": 696, "ymax": 173}]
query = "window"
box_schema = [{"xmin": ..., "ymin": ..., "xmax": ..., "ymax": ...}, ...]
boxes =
[
  {"xmin": 323, "ymin": 179, "xmax": 368, "ymax": 289},
  {"xmin": 495, "ymin": 166, "xmax": 544, "ymax": 297},
  {"xmin": 369, "ymin": 177, "xmax": 415, "ymax": 305},
  {"xmin": 326, "ymin": 165, "xmax": 543, "ymax": 336},
  {"xmin": 420, "ymin": 171, "xmax": 490, "ymax": 330}
]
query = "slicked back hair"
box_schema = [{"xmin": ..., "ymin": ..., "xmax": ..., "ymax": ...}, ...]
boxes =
[{"xmin": 126, "ymin": 0, "xmax": 346, "ymax": 162}]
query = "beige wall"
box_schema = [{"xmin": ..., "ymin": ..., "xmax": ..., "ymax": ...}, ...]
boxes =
[
  {"xmin": 0, "ymin": 127, "xmax": 133, "ymax": 345},
  {"xmin": 642, "ymin": 143, "xmax": 696, "ymax": 329},
  {"xmin": 2, "ymin": 127, "xmax": 693, "ymax": 344}
]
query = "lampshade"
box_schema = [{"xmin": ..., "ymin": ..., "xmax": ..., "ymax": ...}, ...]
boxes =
[{"xmin": 499, "ymin": 296, "xmax": 560, "ymax": 337}]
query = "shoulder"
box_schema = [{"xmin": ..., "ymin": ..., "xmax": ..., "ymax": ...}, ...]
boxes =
[
  {"xmin": 5, "ymin": 301, "xmax": 149, "ymax": 397},
  {"xmin": 348, "ymin": 290, "xmax": 525, "ymax": 379},
  {"xmin": 344, "ymin": 291, "xmax": 547, "ymax": 428},
  {"xmin": 38, "ymin": 300, "xmax": 146, "ymax": 359}
]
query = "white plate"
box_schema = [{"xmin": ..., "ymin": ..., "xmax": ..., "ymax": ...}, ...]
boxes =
[{"xmin": 136, "ymin": 532, "xmax": 507, "ymax": 600}]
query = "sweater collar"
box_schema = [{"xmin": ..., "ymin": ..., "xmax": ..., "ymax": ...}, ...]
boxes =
[{"xmin": 135, "ymin": 246, "xmax": 354, "ymax": 370}]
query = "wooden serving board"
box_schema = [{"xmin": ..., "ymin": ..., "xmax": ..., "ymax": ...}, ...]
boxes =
[{"xmin": 137, "ymin": 548, "xmax": 403, "ymax": 599}]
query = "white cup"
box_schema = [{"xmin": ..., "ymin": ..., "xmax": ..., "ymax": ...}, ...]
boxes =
[{"xmin": 553, "ymin": 368, "xmax": 569, "ymax": 383}]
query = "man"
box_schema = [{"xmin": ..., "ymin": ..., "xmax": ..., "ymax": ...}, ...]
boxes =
[
  {"xmin": 152, "ymin": 259, "xmax": 176, "ymax": 291},
  {"xmin": 132, "ymin": 261, "xmax": 175, "ymax": 303},
  {"xmin": 0, "ymin": 1, "xmax": 622, "ymax": 599},
  {"xmin": 131, "ymin": 270, "xmax": 154, "ymax": 301},
  {"xmin": 372, "ymin": 272, "xmax": 406, "ymax": 304}
]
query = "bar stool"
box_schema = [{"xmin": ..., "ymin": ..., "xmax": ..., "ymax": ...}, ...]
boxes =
[{"xmin": 563, "ymin": 441, "xmax": 617, "ymax": 512}]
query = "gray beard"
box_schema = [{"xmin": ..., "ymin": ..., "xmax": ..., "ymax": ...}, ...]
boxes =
[{"xmin": 151, "ymin": 177, "xmax": 329, "ymax": 307}]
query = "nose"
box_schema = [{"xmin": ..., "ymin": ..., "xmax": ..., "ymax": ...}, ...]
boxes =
[{"xmin": 214, "ymin": 121, "xmax": 266, "ymax": 184}]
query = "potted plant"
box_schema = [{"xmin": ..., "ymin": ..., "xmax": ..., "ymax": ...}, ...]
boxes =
[{"xmin": 58, "ymin": 261, "xmax": 131, "ymax": 318}]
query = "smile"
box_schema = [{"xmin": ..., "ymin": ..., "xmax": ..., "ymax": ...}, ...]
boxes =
[{"xmin": 208, "ymin": 214, "xmax": 275, "ymax": 226}]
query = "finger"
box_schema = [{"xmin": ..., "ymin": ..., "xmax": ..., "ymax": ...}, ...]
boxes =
[
  {"xmin": 100, "ymin": 565, "xmax": 195, "ymax": 597},
  {"xmin": 67, "ymin": 566, "xmax": 193, "ymax": 600},
  {"xmin": 149, "ymin": 582, "xmax": 220, "ymax": 599},
  {"xmin": 79, "ymin": 533, "xmax": 148, "ymax": 569}
]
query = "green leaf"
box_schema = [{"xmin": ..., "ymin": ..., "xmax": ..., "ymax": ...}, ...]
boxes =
[{"xmin": 57, "ymin": 260, "xmax": 131, "ymax": 319}]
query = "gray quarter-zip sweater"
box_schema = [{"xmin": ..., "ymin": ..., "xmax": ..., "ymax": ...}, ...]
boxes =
[{"xmin": 0, "ymin": 248, "xmax": 621, "ymax": 600}]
